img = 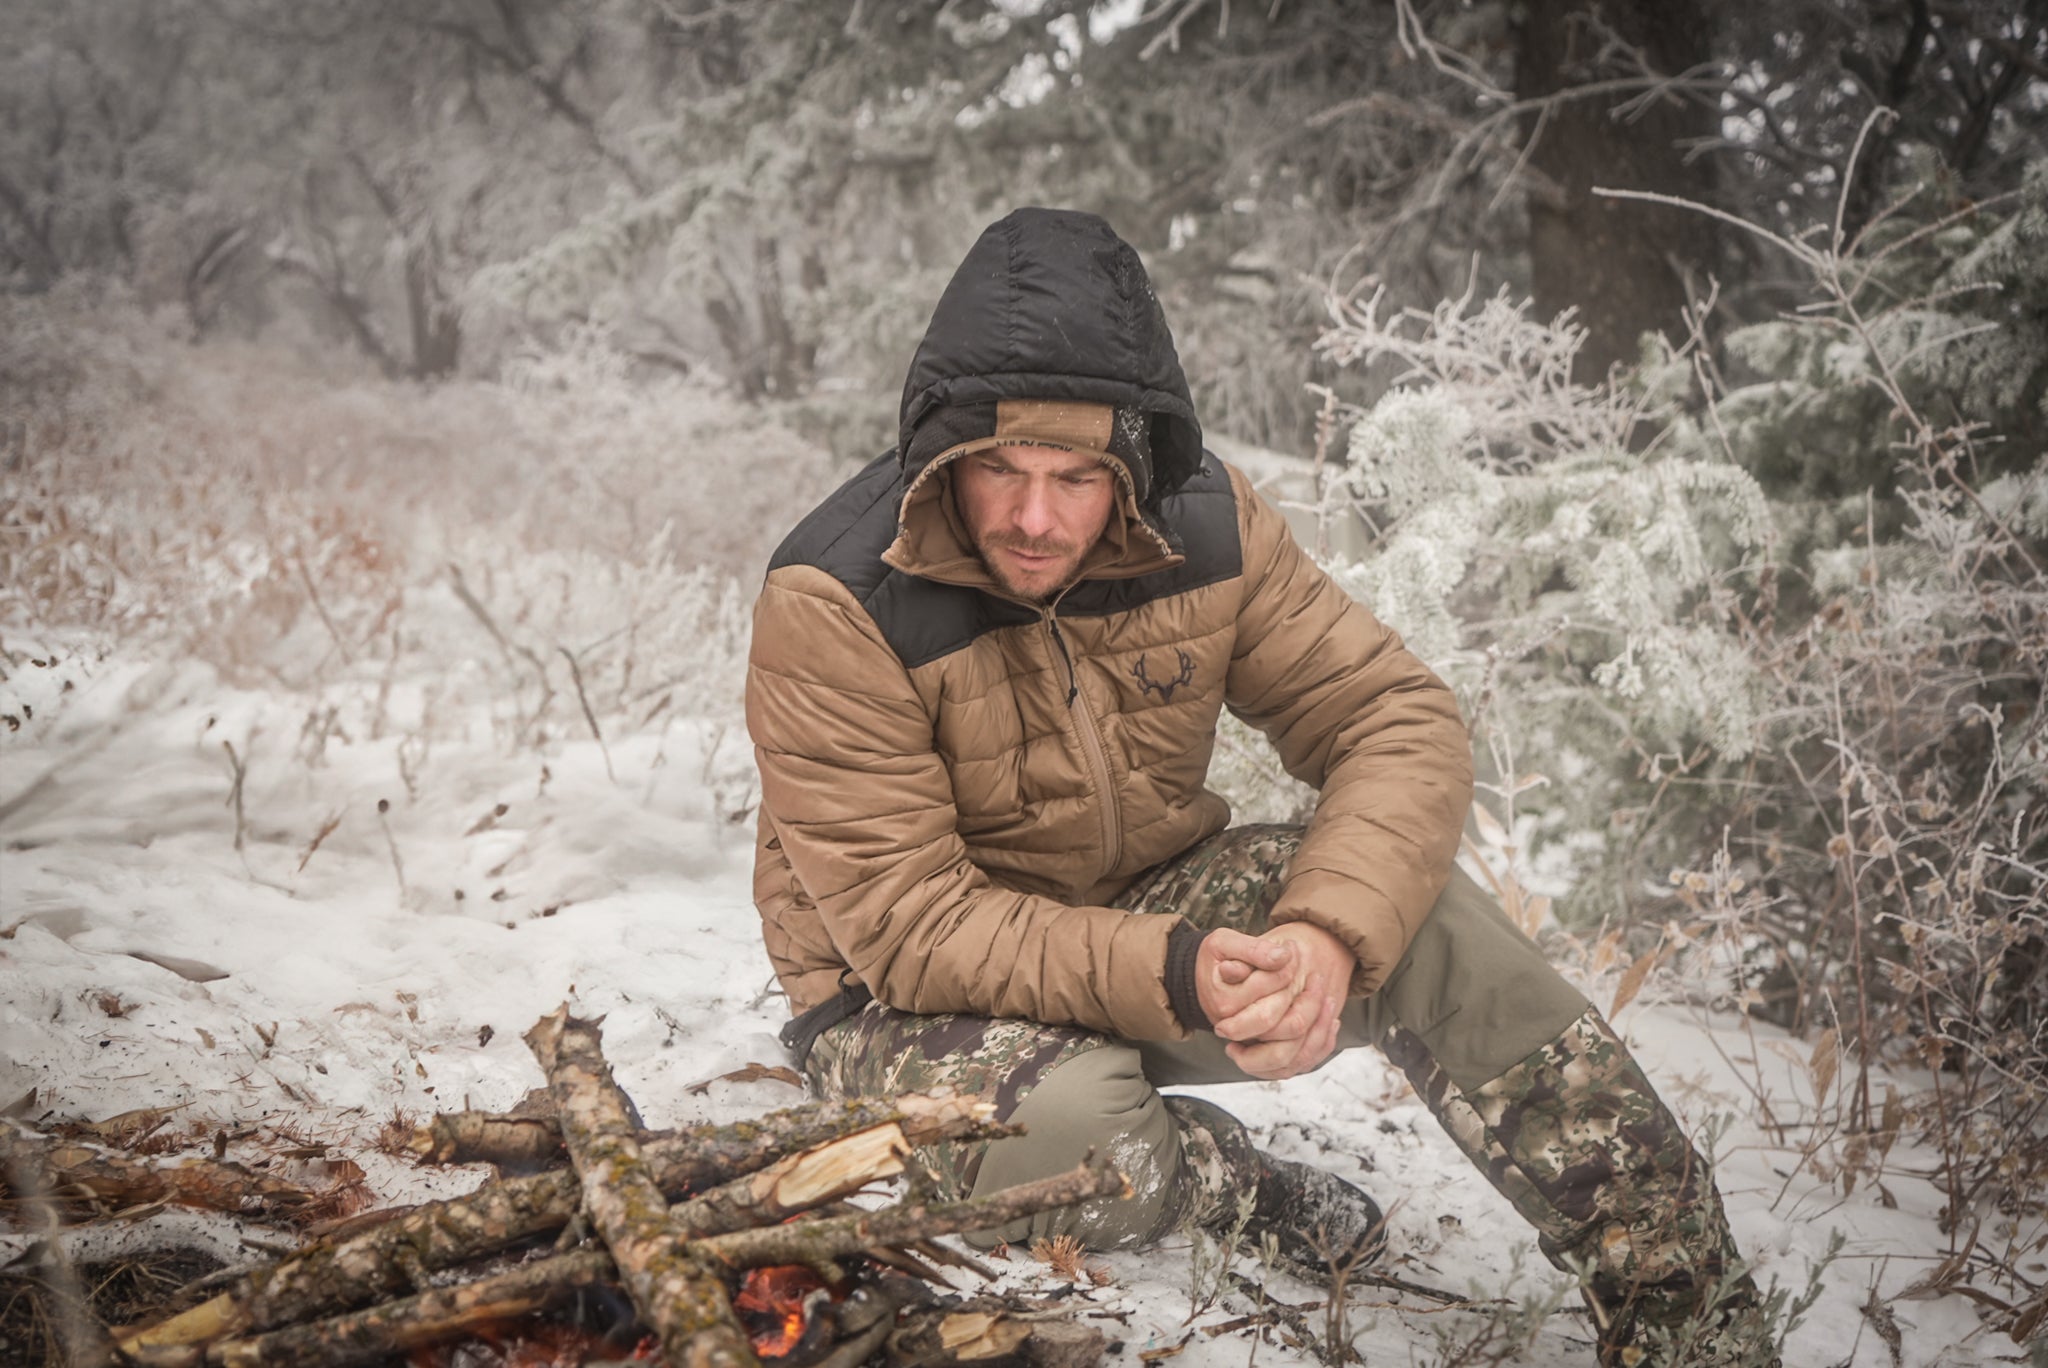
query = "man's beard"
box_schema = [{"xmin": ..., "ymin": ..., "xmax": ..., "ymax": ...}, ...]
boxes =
[{"xmin": 975, "ymin": 531, "xmax": 1085, "ymax": 602}]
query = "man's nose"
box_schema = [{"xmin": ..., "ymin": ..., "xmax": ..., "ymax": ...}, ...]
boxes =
[{"xmin": 1014, "ymin": 480, "xmax": 1060, "ymax": 538}]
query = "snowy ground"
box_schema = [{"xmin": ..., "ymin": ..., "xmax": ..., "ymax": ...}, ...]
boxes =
[{"xmin": 0, "ymin": 617, "xmax": 2035, "ymax": 1368}]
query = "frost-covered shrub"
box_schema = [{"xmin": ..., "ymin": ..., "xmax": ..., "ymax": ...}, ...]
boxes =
[
  {"xmin": 1305, "ymin": 183, "xmax": 2048, "ymax": 1257},
  {"xmin": 1309, "ymin": 287, "xmax": 1773, "ymax": 925}
]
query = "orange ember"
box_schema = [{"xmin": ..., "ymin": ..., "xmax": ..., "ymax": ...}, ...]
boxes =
[{"xmin": 737, "ymin": 1265, "xmax": 829, "ymax": 1357}]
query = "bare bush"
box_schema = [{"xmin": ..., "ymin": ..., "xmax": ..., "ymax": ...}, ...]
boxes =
[{"xmin": 0, "ymin": 287, "xmax": 838, "ymax": 778}]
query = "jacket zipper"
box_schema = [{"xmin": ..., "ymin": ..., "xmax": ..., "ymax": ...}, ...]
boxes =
[{"xmin": 1044, "ymin": 614, "xmax": 1123, "ymax": 872}]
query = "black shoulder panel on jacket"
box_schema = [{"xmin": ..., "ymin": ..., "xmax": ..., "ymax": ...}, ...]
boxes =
[
  {"xmin": 769, "ymin": 451, "xmax": 1242, "ymax": 671},
  {"xmin": 767, "ymin": 451, "xmax": 899, "ymax": 587}
]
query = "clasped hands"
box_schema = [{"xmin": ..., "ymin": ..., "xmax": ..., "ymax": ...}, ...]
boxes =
[{"xmin": 1193, "ymin": 922, "xmax": 1356, "ymax": 1081}]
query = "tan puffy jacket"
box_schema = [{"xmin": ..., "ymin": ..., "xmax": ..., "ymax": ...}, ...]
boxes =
[{"xmin": 748, "ymin": 448, "xmax": 1474, "ymax": 1042}]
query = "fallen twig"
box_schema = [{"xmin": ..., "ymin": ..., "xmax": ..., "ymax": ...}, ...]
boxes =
[
  {"xmin": 221, "ymin": 741, "xmax": 247, "ymax": 852},
  {"xmin": 557, "ymin": 645, "xmax": 616, "ymax": 783}
]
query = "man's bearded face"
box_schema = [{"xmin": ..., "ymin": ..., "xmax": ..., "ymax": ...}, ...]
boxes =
[{"xmin": 952, "ymin": 444, "xmax": 1118, "ymax": 602}]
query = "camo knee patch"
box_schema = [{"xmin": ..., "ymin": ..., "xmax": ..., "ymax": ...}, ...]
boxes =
[
  {"xmin": 805, "ymin": 1003, "xmax": 1107, "ymax": 1200},
  {"xmin": 1159, "ymin": 1095, "xmax": 1263, "ymax": 1234},
  {"xmin": 1116, "ymin": 823, "xmax": 1303, "ymax": 932}
]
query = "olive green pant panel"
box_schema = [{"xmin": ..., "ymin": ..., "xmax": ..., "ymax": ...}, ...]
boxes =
[
  {"xmin": 961, "ymin": 1043, "xmax": 1186, "ymax": 1250},
  {"xmin": 1366, "ymin": 864, "xmax": 1590, "ymax": 1093}
]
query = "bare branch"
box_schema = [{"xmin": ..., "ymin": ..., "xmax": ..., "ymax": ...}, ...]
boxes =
[
  {"xmin": 558, "ymin": 646, "xmax": 616, "ymax": 783},
  {"xmin": 406, "ymin": 11, "xmax": 647, "ymax": 192}
]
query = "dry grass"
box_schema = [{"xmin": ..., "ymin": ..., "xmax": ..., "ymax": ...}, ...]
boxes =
[
  {"xmin": 0, "ymin": 288, "xmax": 839, "ymax": 653},
  {"xmin": 0, "ymin": 1247, "xmax": 227, "ymax": 1368}
]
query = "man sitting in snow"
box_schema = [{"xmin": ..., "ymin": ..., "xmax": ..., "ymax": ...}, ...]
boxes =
[{"xmin": 746, "ymin": 206, "xmax": 1770, "ymax": 1366}]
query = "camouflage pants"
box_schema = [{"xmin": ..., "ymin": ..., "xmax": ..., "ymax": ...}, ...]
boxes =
[{"xmin": 802, "ymin": 824, "xmax": 1766, "ymax": 1364}]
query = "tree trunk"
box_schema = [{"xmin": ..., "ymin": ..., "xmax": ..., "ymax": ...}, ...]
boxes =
[
  {"xmin": 1515, "ymin": 0, "xmax": 1719, "ymax": 379},
  {"xmin": 404, "ymin": 229, "xmax": 462, "ymax": 379}
]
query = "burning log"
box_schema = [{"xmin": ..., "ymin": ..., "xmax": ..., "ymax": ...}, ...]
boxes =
[
  {"xmin": 202, "ymin": 1249, "xmax": 615, "ymax": 1368},
  {"xmin": 119, "ymin": 1091, "xmax": 1009, "ymax": 1360},
  {"xmin": 173, "ymin": 1157, "xmax": 1122, "ymax": 1368},
  {"xmin": 524, "ymin": 1005, "xmax": 758, "ymax": 1368},
  {"xmin": 115, "ymin": 1006, "xmax": 1125, "ymax": 1368}
]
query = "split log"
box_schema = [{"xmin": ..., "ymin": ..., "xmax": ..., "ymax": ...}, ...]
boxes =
[
  {"xmin": 694, "ymin": 1152, "xmax": 1130, "ymax": 1272},
  {"xmin": 886, "ymin": 1298, "xmax": 1106, "ymax": 1368},
  {"xmin": 118, "ymin": 1092, "xmax": 1008, "ymax": 1361},
  {"xmin": 672, "ymin": 1122, "xmax": 906, "ymax": 1236},
  {"xmin": 205, "ymin": 1249, "xmax": 615, "ymax": 1368},
  {"xmin": 0, "ymin": 1125, "xmax": 320, "ymax": 1219},
  {"xmin": 525, "ymin": 1005, "xmax": 756, "ymax": 1368},
  {"xmin": 888, "ymin": 1307, "xmax": 1032, "ymax": 1367}
]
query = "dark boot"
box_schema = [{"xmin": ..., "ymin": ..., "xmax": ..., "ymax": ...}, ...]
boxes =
[
  {"xmin": 1385, "ymin": 1007, "xmax": 1779, "ymax": 1367},
  {"xmin": 1162, "ymin": 1096, "xmax": 1387, "ymax": 1278},
  {"xmin": 1247, "ymin": 1150, "xmax": 1387, "ymax": 1276}
]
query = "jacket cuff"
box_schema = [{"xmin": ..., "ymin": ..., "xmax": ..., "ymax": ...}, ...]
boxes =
[{"xmin": 1164, "ymin": 922, "xmax": 1211, "ymax": 1032}]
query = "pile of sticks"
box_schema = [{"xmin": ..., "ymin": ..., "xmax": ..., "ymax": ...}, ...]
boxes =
[{"xmin": 102, "ymin": 1006, "xmax": 1127, "ymax": 1368}]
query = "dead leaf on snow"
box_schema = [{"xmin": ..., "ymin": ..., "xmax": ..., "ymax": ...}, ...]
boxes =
[
  {"xmin": 687, "ymin": 1062, "xmax": 805, "ymax": 1095},
  {"xmin": 1609, "ymin": 947, "xmax": 1664, "ymax": 1016}
]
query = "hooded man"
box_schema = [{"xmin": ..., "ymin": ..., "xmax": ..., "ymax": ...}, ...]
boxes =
[{"xmin": 747, "ymin": 207, "xmax": 1770, "ymax": 1365}]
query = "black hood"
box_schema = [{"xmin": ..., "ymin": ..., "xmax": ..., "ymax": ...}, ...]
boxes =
[{"xmin": 897, "ymin": 207, "xmax": 1202, "ymax": 508}]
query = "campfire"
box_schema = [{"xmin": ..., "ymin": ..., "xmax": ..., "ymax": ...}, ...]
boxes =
[
  {"xmin": 737, "ymin": 1266, "xmax": 831, "ymax": 1359},
  {"xmin": 0, "ymin": 1006, "xmax": 1130, "ymax": 1368}
]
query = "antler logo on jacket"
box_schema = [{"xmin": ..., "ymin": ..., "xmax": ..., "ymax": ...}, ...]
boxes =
[{"xmin": 1131, "ymin": 649, "xmax": 1195, "ymax": 704}]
